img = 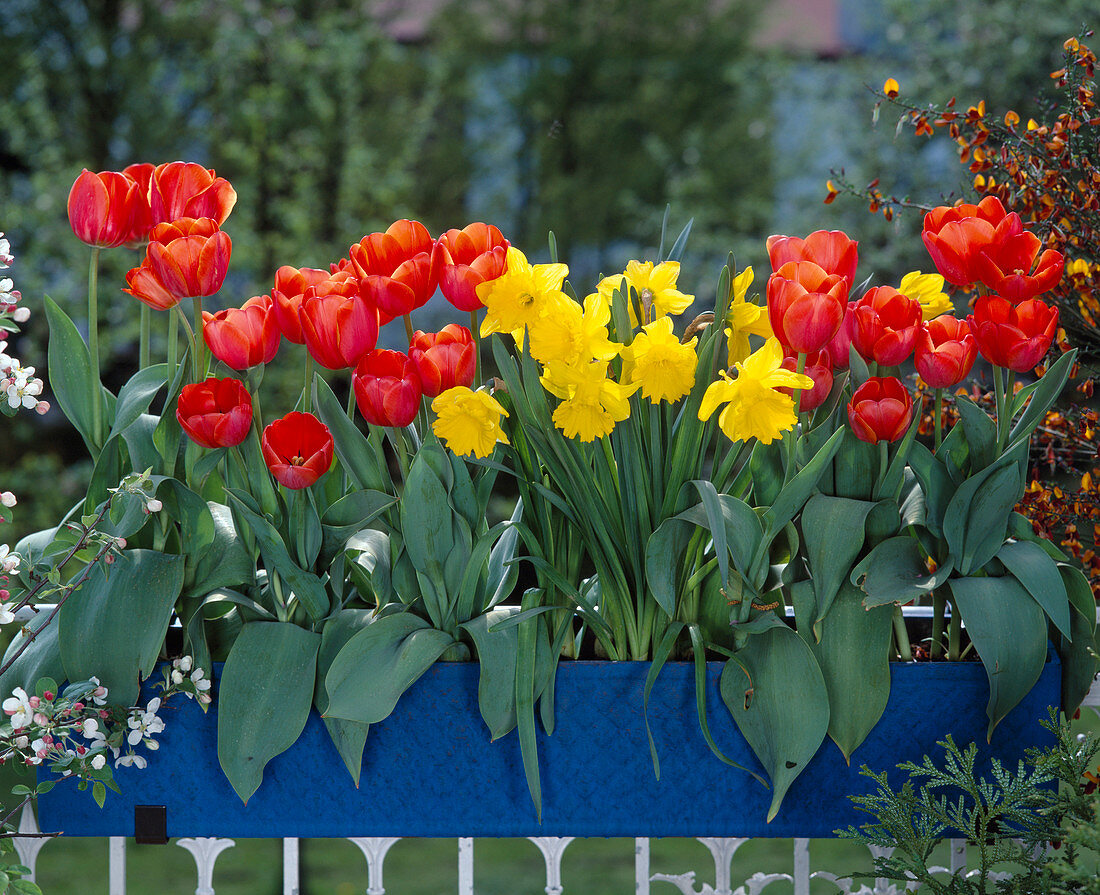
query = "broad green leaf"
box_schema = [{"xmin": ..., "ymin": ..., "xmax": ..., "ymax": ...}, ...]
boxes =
[
  {"xmin": 184, "ymin": 502, "xmax": 255, "ymax": 600},
  {"xmin": 321, "ymin": 490, "xmax": 396, "ymax": 529},
  {"xmin": 153, "ymin": 348, "xmax": 190, "ymax": 476},
  {"xmin": 400, "ymin": 453, "xmax": 454, "ymax": 573},
  {"xmin": 449, "ymin": 451, "xmax": 481, "ymax": 531},
  {"xmin": 460, "ymin": 608, "xmax": 521, "ymax": 740},
  {"xmin": 82, "ymin": 433, "xmax": 123, "ymax": 518},
  {"xmin": 316, "ymin": 610, "xmax": 374, "ymax": 785},
  {"xmin": 1055, "ymin": 565, "xmax": 1099, "ymax": 717},
  {"xmin": 217, "ymin": 622, "xmax": 320, "ymax": 802},
  {"xmin": 693, "ymin": 480, "xmax": 730, "ymax": 589},
  {"xmin": 809, "ymin": 581, "xmax": 893, "ymax": 762},
  {"xmin": 346, "ymin": 529, "xmax": 392, "ymax": 604},
  {"xmin": 1006, "ymin": 513, "xmax": 1069, "ymax": 562},
  {"xmin": 851, "ymin": 536, "xmax": 953, "ymax": 608},
  {"xmin": 763, "ymin": 427, "xmax": 845, "ymax": 537},
  {"xmin": 954, "ymin": 394, "xmax": 997, "ymax": 472},
  {"xmin": 121, "ymin": 414, "xmax": 162, "ymax": 479},
  {"xmin": 997, "ymin": 540, "xmax": 1071, "ymax": 639},
  {"xmin": 486, "ymin": 510, "xmax": 522, "ymax": 608},
  {"xmin": 749, "ymin": 440, "xmax": 784, "ymax": 508},
  {"xmin": 801, "ymin": 494, "xmax": 875, "ymax": 625},
  {"xmin": 324, "ymin": 613, "xmax": 455, "ymax": 724},
  {"xmin": 831, "ymin": 430, "xmax": 878, "ymax": 501},
  {"xmin": 907, "ymin": 441, "xmax": 954, "ymax": 538},
  {"xmin": 721, "ymin": 624, "xmax": 829, "ymax": 822},
  {"xmin": 312, "ymin": 374, "xmax": 388, "ymax": 492},
  {"xmin": 109, "ymin": 364, "xmax": 168, "ymax": 440},
  {"xmin": 0, "ymin": 613, "xmax": 63, "ymax": 698},
  {"xmin": 943, "ymin": 453, "xmax": 1025, "ymax": 575},
  {"xmin": 949, "ymin": 575, "xmax": 1048, "ymax": 738},
  {"xmin": 59, "ymin": 550, "xmax": 185, "ymax": 707},
  {"xmin": 44, "ymin": 295, "xmax": 97, "ymax": 453}
]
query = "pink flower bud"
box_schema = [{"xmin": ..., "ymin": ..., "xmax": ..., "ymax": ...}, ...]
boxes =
[
  {"xmin": 72, "ymin": 702, "xmax": 84, "ymax": 711},
  {"xmin": 99, "ymin": 709, "xmax": 109, "ymax": 719},
  {"xmin": 12, "ymin": 308, "xmax": 29, "ymax": 323},
  {"xmin": 0, "ymin": 590, "xmax": 9, "ymax": 602},
  {"xmin": 0, "ymin": 492, "xmax": 15, "ymax": 508},
  {"xmin": 115, "ymin": 537, "xmax": 127, "ymax": 549},
  {"xmin": 28, "ymin": 696, "xmax": 39, "ymax": 708},
  {"xmin": 34, "ymin": 401, "xmax": 49, "ymax": 415},
  {"xmin": 33, "ymin": 712, "xmax": 47, "ymax": 726},
  {"xmin": 76, "ymin": 745, "xmax": 86, "ymax": 755},
  {"xmin": 43, "ymin": 691, "xmax": 54, "ymax": 702}
]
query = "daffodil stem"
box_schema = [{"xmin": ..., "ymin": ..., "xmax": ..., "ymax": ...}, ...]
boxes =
[
  {"xmin": 470, "ymin": 309, "xmax": 482, "ymax": 388},
  {"xmin": 88, "ymin": 247, "xmax": 102, "ymax": 448},
  {"xmin": 139, "ymin": 303, "xmax": 150, "ymax": 370},
  {"xmin": 403, "ymin": 313, "xmax": 415, "ymax": 345},
  {"xmin": 191, "ymin": 296, "xmax": 206, "ymax": 381},
  {"xmin": 934, "ymin": 387, "xmax": 944, "ymax": 451}
]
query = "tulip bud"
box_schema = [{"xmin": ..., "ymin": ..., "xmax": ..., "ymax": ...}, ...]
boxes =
[
  {"xmin": 408, "ymin": 325, "xmax": 477, "ymax": 396},
  {"xmin": 847, "ymin": 376, "xmax": 912, "ymax": 444},
  {"xmin": 915, "ymin": 316, "xmax": 978, "ymax": 388},
  {"xmin": 850, "ymin": 286, "xmax": 922, "ymax": 366},
  {"xmin": 353, "ymin": 350, "xmax": 423, "ymax": 428}
]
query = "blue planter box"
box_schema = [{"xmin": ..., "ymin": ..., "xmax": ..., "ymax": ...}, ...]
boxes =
[{"xmin": 38, "ymin": 656, "xmax": 1059, "ymax": 838}]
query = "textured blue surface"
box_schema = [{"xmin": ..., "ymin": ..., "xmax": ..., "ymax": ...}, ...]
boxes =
[{"xmin": 38, "ymin": 657, "xmax": 1060, "ymax": 838}]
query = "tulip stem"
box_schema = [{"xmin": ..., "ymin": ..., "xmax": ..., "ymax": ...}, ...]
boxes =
[
  {"xmin": 303, "ymin": 351, "xmax": 314, "ymax": 414},
  {"xmin": 139, "ymin": 304, "xmax": 150, "ymax": 370},
  {"xmin": 174, "ymin": 305, "xmax": 197, "ymax": 381},
  {"xmin": 892, "ymin": 605, "xmax": 912, "ymax": 661},
  {"xmin": 1000, "ymin": 370, "xmax": 1016, "ymax": 451},
  {"xmin": 87, "ymin": 247, "xmax": 102, "ymax": 449},
  {"xmin": 878, "ymin": 439, "xmax": 889, "ymax": 489},
  {"xmin": 470, "ymin": 309, "xmax": 482, "ymax": 389},
  {"xmin": 167, "ymin": 310, "xmax": 179, "ymax": 385},
  {"xmin": 933, "ymin": 387, "xmax": 944, "ymax": 451},
  {"xmin": 948, "ymin": 600, "xmax": 962, "ymax": 662},
  {"xmin": 192, "ymin": 296, "xmax": 206, "ymax": 382},
  {"xmin": 931, "ymin": 591, "xmax": 946, "ymax": 659},
  {"xmin": 783, "ymin": 353, "xmax": 808, "ymax": 485},
  {"xmin": 391, "ymin": 427, "xmax": 411, "ymax": 483},
  {"xmin": 403, "ymin": 313, "xmax": 415, "ymax": 345}
]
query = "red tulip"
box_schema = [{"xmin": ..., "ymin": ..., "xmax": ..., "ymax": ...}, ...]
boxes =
[
  {"xmin": 148, "ymin": 162, "xmax": 237, "ymax": 229},
  {"xmin": 766, "ymin": 230, "xmax": 859, "ymax": 289},
  {"xmin": 120, "ymin": 163, "xmax": 157, "ymax": 248},
  {"xmin": 850, "ymin": 286, "xmax": 922, "ymax": 366},
  {"xmin": 968, "ymin": 296, "xmax": 1059, "ymax": 373},
  {"xmin": 408, "ymin": 324, "xmax": 476, "ymax": 397},
  {"xmin": 974, "ymin": 229, "xmax": 1064, "ymax": 303},
  {"xmin": 261, "ymin": 411, "xmax": 334, "ymax": 489},
  {"xmin": 915, "ymin": 316, "xmax": 978, "ymax": 388},
  {"xmin": 436, "ymin": 223, "xmax": 510, "ymax": 311},
  {"xmin": 823, "ymin": 301, "xmax": 856, "ymax": 370},
  {"xmin": 123, "ymin": 218, "xmax": 232, "ymax": 309},
  {"xmin": 353, "ymin": 350, "xmax": 423, "ymax": 428},
  {"xmin": 176, "ymin": 377, "xmax": 253, "ymax": 449},
  {"xmin": 271, "ymin": 265, "xmax": 330, "ymax": 344},
  {"xmin": 847, "ymin": 376, "xmax": 912, "ymax": 444},
  {"xmin": 349, "ymin": 219, "xmax": 438, "ymax": 319},
  {"xmin": 203, "ymin": 295, "xmax": 280, "ymax": 370},
  {"xmin": 779, "ymin": 349, "xmax": 833, "ymax": 411},
  {"xmin": 921, "ymin": 197, "xmax": 1023, "ymax": 287},
  {"xmin": 299, "ymin": 273, "xmax": 379, "ymax": 370},
  {"xmin": 67, "ymin": 169, "xmax": 140, "ymax": 248},
  {"xmin": 766, "ymin": 260, "xmax": 849, "ymax": 354}
]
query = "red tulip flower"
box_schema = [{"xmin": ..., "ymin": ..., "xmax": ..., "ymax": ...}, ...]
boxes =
[
  {"xmin": 915, "ymin": 316, "xmax": 978, "ymax": 388},
  {"xmin": 67, "ymin": 169, "xmax": 140, "ymax": 248},
  {"xmin": 435, "ymin": 223, "xmax": 510, "ymax": 311},
  {"xmin": 848, "ymin": 377, "xmax": 913, "ymax": 444},
  {"xmin": 968, "ymin": 296, "xmax": 1059, "ymax": 372},
  {"xmin": 823, "ymin": 301, "xmax": 856, "ymax": 370},
  {"xmin": 766, "ymin": 230, "xmax": 859, "ymax": 289},
  {"xmin": 176, "ymin": 377, "xmax": 253, "ymax": 449},
  {"xmin": 921, "ymin": 196, "xmax": 1022, "ymax": 287},
  {"xmin": 271, "ymin": 265, "xmax": 331, "ymax": 344},
  {"xmin": 148, "ymin": 161, "xmax": 237, "ymax": 229},
  {"xmin": 349, "ymin": 219, "xmax": 438, "ymax": 319},
  {"xmin": 974, "ymin": 229, "xmax": 1064, "ymax": 303},
  {"xmin": 120, "ymin": 163, "xmax": 157, "ymax": 248},
  {"xmin": 779, "ymin": 349, "xmax": 833, "ymax": 412},
  {"xmin": 203, "ymin": 295, "xmax": 281, "ymax": 370},
  {"xmin": 299, "ymin": 273, "xmax": 379, "ymax": 370},
  {"xmin": 766, "ymin": 260, "xmax": 849, "ymax": 354},
  {"xmin": 408, "ymin": 324, "xmax": 477, "ymax": 397},
  {"xmin": 261, "ymin": 411, "xmax": 334, "ymax": 489},
  {"xmin": 123, "ymin": 218, "xmax": 232, "ymax": 309},
  {"xmin": 850, "ymin": 286, "xmax": 922, "ymax": 366},
  {"xmin": 353, "ymin": 350, "xmax": 423, "ymax": 428}
]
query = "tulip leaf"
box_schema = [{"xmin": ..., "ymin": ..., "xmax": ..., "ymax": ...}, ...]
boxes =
[
  {"xmin": 152, "ymin": 347, "xmax": 190, "ymax": 477},
  {"xmin": 400, "ymin": 451, "xmax": 454, "ymax": 573},
  {"xmin": 948, "ymin": 575, "xmax": 1048, "ymax": 739},
  {"xmin": 218, "ymin": 622, "xmax": 320, "ymax": 802},
  {"xmin": 907, "ymin": 440, "xmax": 954, "ymax": 538},
  {"xmin": 749, "ymin": 440, "xmax": 785, "ymax": 508},
  {"xmin": 1006, "ymin": 512, "xmax": 1070, "ymax": 562},
  {"xmin": 486, "ymin": 504, "xmax": 522, "ymax": 608},
  {"xmin": 997, "ymin": 539, "xmax": 1071, "ymax": 639},
  {"xmin": 346, "ymin": 529, "xmax": 392, "ymax": 604},
  {"xmin": 109, "ymin": 364, "xmax": 169, "ymax": 440},
  {"xmin": 460, "ymin": 608, "xmax": 522, "ymax": 740},
  {"xmin": 646, "ymin": 516, "xmax": 695, "ymax": 618},
  {"xmin": 810, "ymin": 581, "xmax": 893, "ymax": 762},
  {"xmin": 324, "ymin": 613, "xmax": 455, "ymax": 724},
  {"xmin": 315, "ymin": 610, "xmax": 374, "ymax": 785},
  {"xmin": 763, "ymin": 426, "xmax": 845, "ymax": 538},
  {"xmin": 0, "ymin": 611, "xmax": 64, "ymax": 699},
  {"xmin": 1055, "ymin": 564, "xmax": 1100, "ymax": 717},
  {"xmin": 721, "ymin": 624, "xmax": 829, "ymax": 822},
  {"xmin": 312, "ymin": 374, "xmax": 388, "ymax": 493},
  {"xmin": 183, "ymin": 501, "xmax": 255, "ymax": 600},
  {"xmin": 44, "ymin": 295, "xmax": 98, "ymax": 453},
  {"xmin": 943, "ymin": 447, "xmax": 1026, "ymax": 576},
  {"xmin": 59, "ymin": 549, "xmax": 185, "ymax": 707},
  {"xmin": 851, "ymin": 536, "xmax": 953, "ymax": 607},
  {"xmin": 830, "ymin": 429, "xmax": 878, "ymax": 502},
  {"xmin": 1007, "ymin": 349, "xmax": 1075, "ymax": 448},
  {"xmin": 801, "ymin": 494, "xmax": 875, "ymax": 626},
  {"xmin": 954, "ymin": 394, "xmax": 998, "ymax": 472}
]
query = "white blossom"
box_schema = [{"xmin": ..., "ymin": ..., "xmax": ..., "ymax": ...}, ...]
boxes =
[
  {"xmin": 2, "ymin": 687, "xmax": 33, "ymax": 727},
  {"xmin": 115, "ymin": 752, "xmax": 147, "ymax": 770},
  {"xmin": 0, "ymin": 544, "xmax": 20, "ymax": 574},
  {"xmin": 0, "ymin": 235, "xmax": 12, "ymax": 268},
  {"xmin": 126, "ymin": 697, "xmax": 164, "ymax": 746}
]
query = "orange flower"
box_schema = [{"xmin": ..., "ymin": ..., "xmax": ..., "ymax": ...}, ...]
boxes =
[
  {"xmin": 123, "ymin": 217, "xmax": 232, "ymax": 309},
  {"xmin": 968, "ymin": 296, "xmax": 1059, "ymax": 372},
  {"xmin": 974, "ymin": 229, "xmax": 1064, "ymax": 303},
  {"xmin": 271, "ymin": 265, "xmax": 330, "ymax": 344},
  {"xmin": 120, "ymin": 163, "xmax": 156, "ymax": 248},
  {"xmin": 766, "ymin": 230, "xmax": 859, "ymax": 289},
  {"xmin": 921, "ymin": 196, "xmax": 1022, "ymax": 287},
  {"xmin": 67, "ymin": 169, "xmax": 140, "ymax": 248},
  {"xmin": 436, "ymin": 223, "xmax": 509, "ymax": 312},
  {"xmin": 261, "ymin": 412, "xmax": 334, "ymax": 490},
  {"xmin": 349, "ymin": 219, "xmax": 438, "ymax": 319},
  {"xmin": 148, "ymin": 161, "xmax": 237, "ymax": 230},
  {"xmin": 408, "ymin": 324, "xmax": 476, "ymax": 396},
  {"xmin": 779, "ymin": 348, "xmax": 833, "ymax": 411},
  {"xmin": 914, "ymin": 316, "xmax": 977, "ymax": 388},
  {"xmin": 850, "ymin": 285, "xmax": 923, "ymax": 366},
  {"xmin": 299, "ymin": 273, "xmax": 379, "ymax": 370},
  {"xmin": 202, "ymin": 295, "xmax": 281, "ymax": 370}
]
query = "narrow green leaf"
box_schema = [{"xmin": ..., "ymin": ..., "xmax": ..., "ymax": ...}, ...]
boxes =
[
  {"xmin": 316, "ymin": 609, "xmax": 374, "ymax": 785},
  {"xmin": 313, "ymin": 374, "xmax": 388, "ymax": 492},
  {"xmin": 109, "ymin": 364, "xmax": 168, "ymax": 440},
  {"xmin": 764, "ymin": 427, "xmax": 845, "ymax": 537},
  {"xmin": 1007, "ymin": 349, "xmax": 1075, "ymax": 447},
  {"xmin": 1056, "ymin": 565, "xmax": 1100, "ymax": 717},
  {"xmin": 44, "ymin": 295, "xmax": 97, "ymax": 453}
]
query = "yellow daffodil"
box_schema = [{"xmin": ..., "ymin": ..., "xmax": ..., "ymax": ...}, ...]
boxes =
[
  {"xmin": 540, "ymin": 360, "xmax": 639, "ymax": 442},
  {"xmin": 596, "ymin": 260, "xmax": 694, "ymax": 326},
  {"xmin": 899, "ymin": 271, "xmax": 953, "ymax": 320},
  {"xmin": 619, "ymin": 316, "xmax": 698, "ymax": 404},
  {"xmin": 698, "ymin": 338, "xmax": 813, "ymax": 444},
  {"xmin": 431, "ymin": 387, "xmax": 509, "ymax": 458},
  {"xmin": 528, "ymin": 292, "xmax": 620, "ymax": 367},
  {"xmin": 478, "ymin": 246, "xmax": 570, "ymax": 341},
  {"xmin": 723, "ymin": 266, "xmax": 772, "ymax": 364}
]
